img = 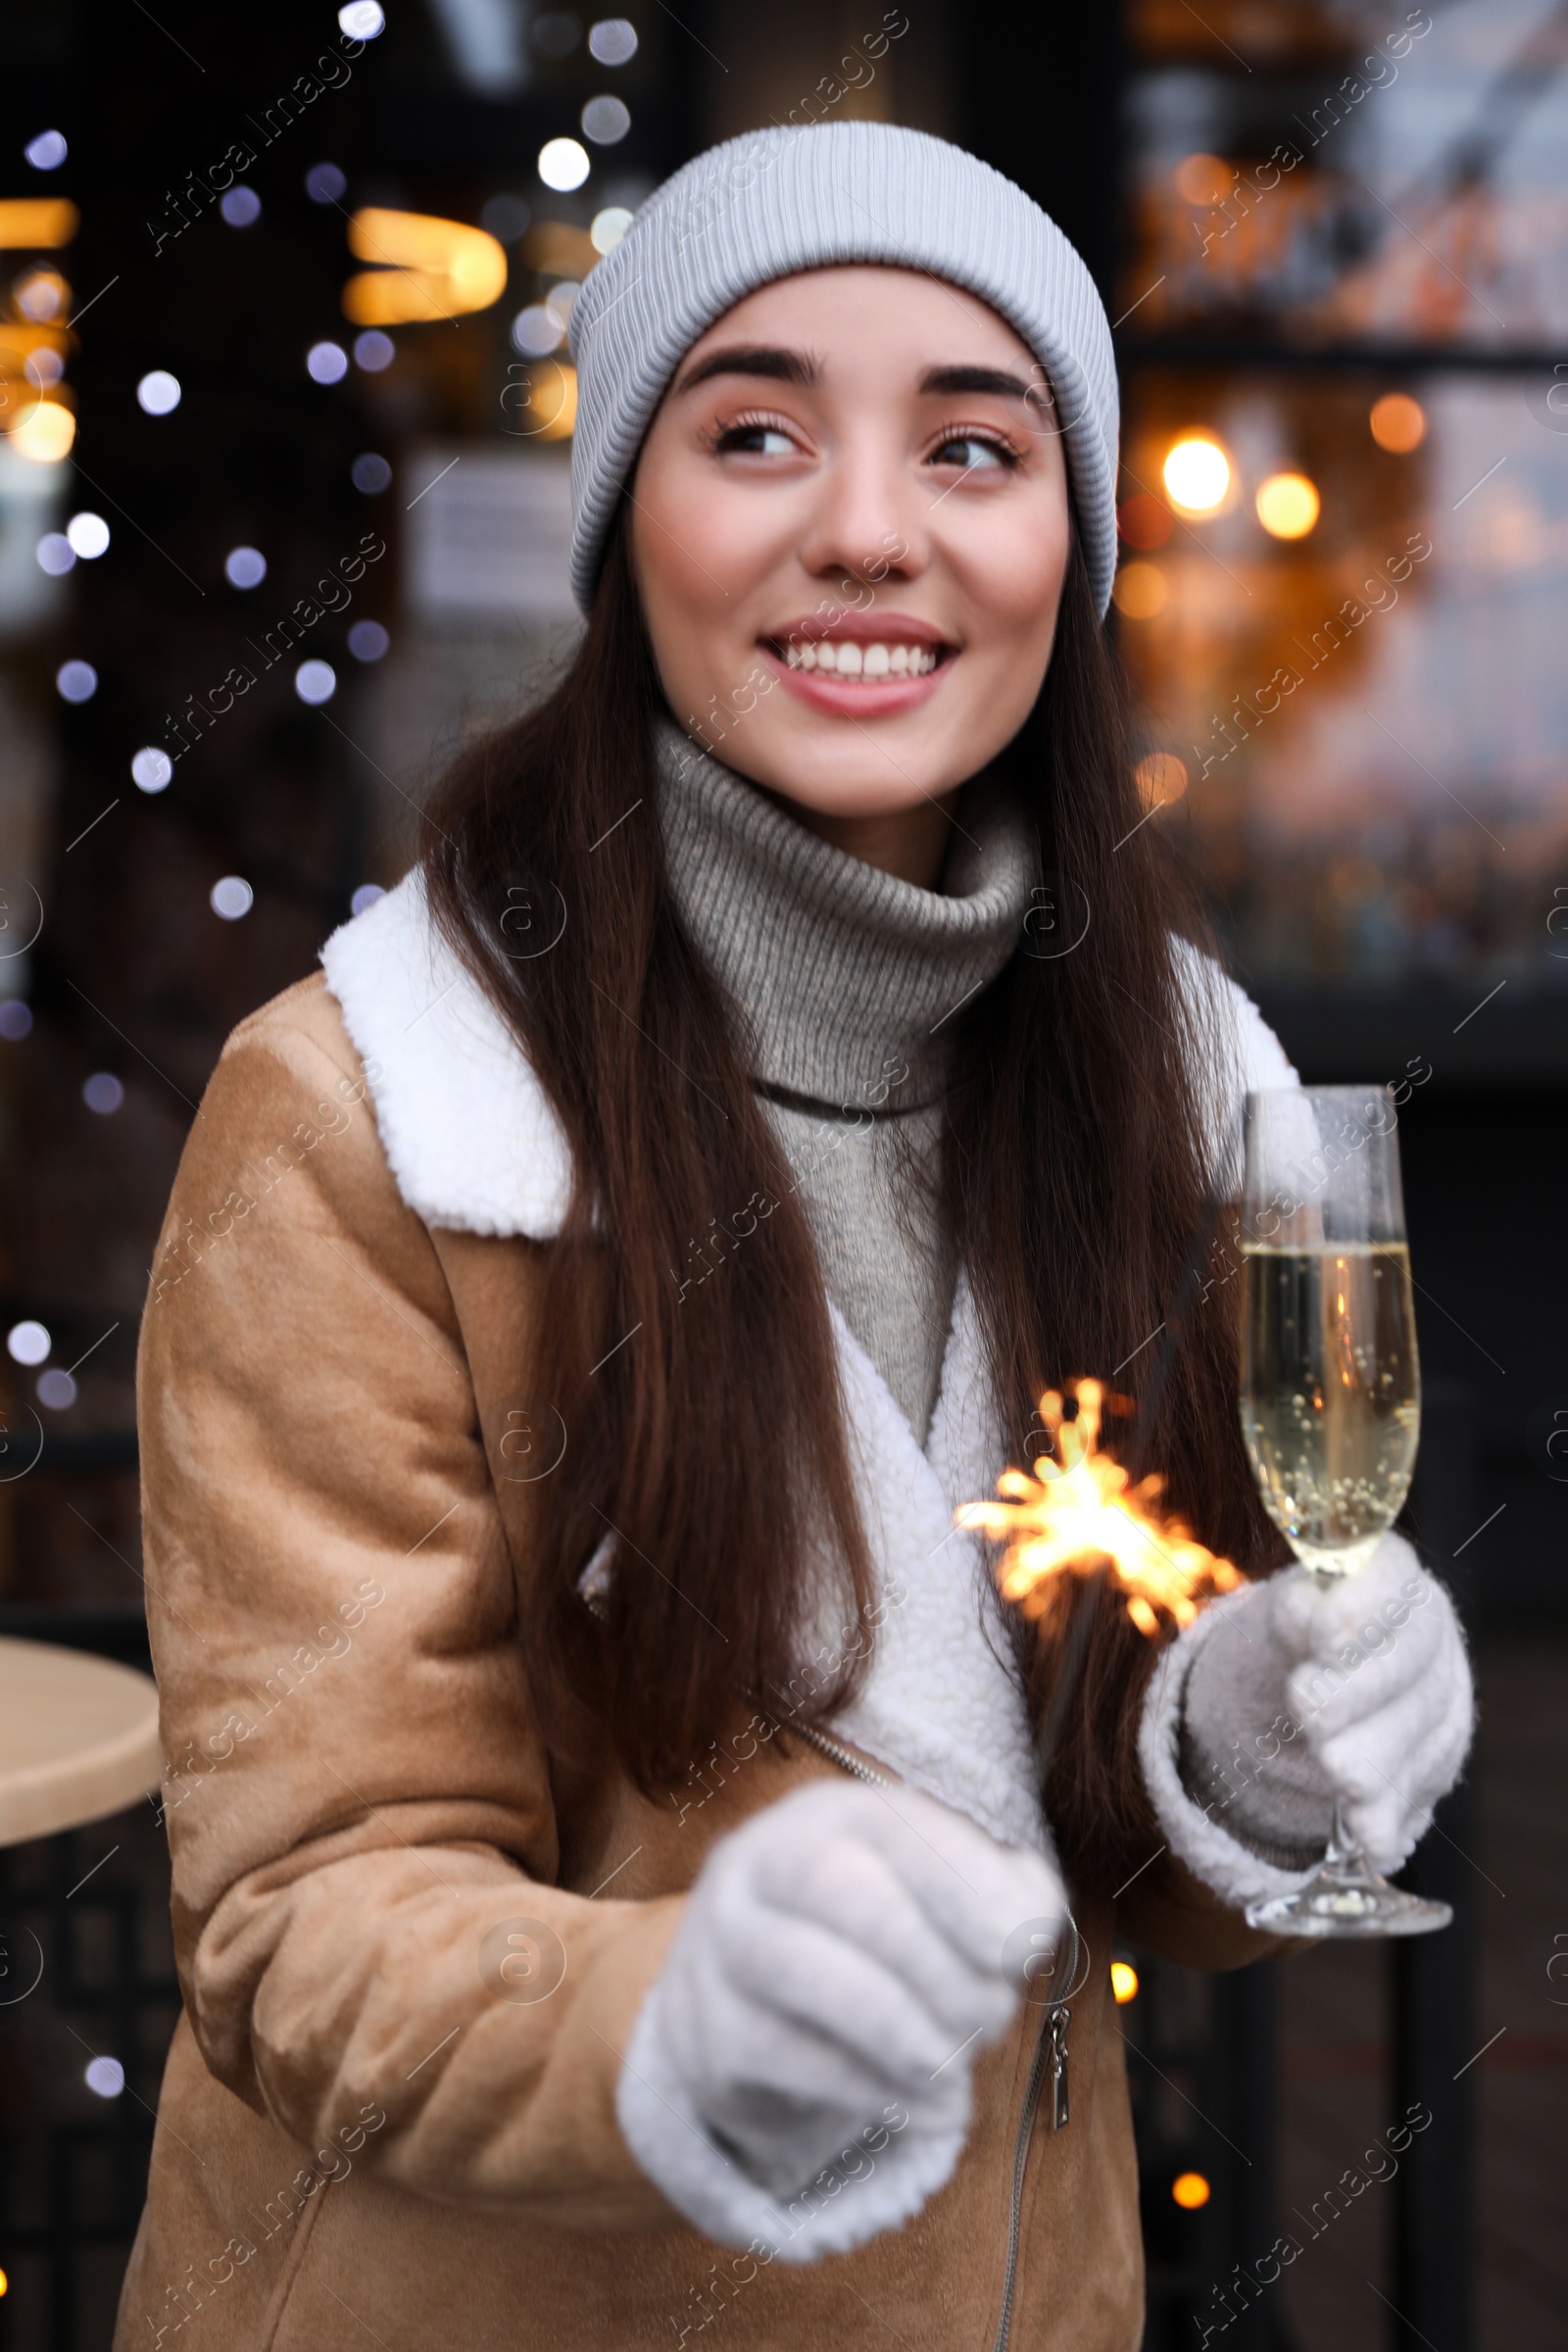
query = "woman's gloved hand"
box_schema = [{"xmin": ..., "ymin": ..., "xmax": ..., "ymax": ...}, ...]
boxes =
[
  {"xmin": 618, "ymin": 1779, "xmax": 1064, "ymax": 2218},
  {"xmin": 1179, "ymin": 1532, "xmax": 1474, "ymax": 1875}
]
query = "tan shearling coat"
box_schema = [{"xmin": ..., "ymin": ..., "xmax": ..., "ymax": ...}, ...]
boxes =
[{"xmin": 118, "ymin": 900, "xmax": 1293, "ymax": 2352}]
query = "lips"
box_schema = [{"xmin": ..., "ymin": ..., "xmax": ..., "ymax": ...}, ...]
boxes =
[{"xmin": 755, "ymin": 611, "xmax": 956, "ymax": 714}]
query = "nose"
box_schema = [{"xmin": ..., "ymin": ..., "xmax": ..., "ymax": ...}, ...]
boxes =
[{"xmin": 793, "ymin": 428, "xmax": 930, "ymax": 597}]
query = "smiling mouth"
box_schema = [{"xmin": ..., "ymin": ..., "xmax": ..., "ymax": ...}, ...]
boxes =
[{"xmin": 761, "ymin": 636, "xmax": 951, "ymax": 678}]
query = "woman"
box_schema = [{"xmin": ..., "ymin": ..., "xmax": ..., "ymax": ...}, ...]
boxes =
[{"xmin": 120, "ymin": 123, "xmax": 1473, "ymax": 2351}]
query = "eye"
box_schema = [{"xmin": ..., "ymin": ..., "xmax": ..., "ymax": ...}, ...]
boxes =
[
  {"xmin": 928, "ymin": 431, "xmax": 1019, "ymax": 473},
  {"xmin": 709, "ymin": 416, "xmax": 798, "ymax": 459}
]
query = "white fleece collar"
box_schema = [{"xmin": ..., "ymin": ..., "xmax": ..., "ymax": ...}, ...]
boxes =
[
  {"xmin": 320, "ymin": 870, "xmax": 573, "ymax": 1239},
  {"xmin": 319, "ymin": 869, "xmax": 1298, "ymax": 1860}
]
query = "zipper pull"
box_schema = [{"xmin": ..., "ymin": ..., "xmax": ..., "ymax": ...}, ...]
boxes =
[{"xmin": 1049, "ymin": 2003, "xmax": 1071, "ymax": 2132}]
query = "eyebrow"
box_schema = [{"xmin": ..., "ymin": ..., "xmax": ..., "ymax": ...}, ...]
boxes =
[
  {"xmin": 922, "ymin": 364, "xmax": 1034, "ymax": 400},
  {"xmin": 672, "ymin": 344, "xmax": 816, "ymax": 394}
]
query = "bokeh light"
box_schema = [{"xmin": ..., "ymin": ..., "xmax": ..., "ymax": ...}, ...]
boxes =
[
  {"xmin": 1134, "ymin": 753, "xmax": 1188, "ymax": 808},
  {"xmin": 1112, "ymin": 562, "xmax": 1167, "ymax": 620},
  {"xmin": 84, "ymin": 2056, "xmax": 125, "ymax": 2097},
  {"xmin": 131, "ymin": 748, "xmax": 173, "ymax": 794},
  {"xmin": 307, "ymin": 341, "xmax": 349, "ymax": 384},
  {"xmin": 295, "ymin": 660, "xmax": 337, "ymax": 704},
  {"xmin": 1370, "ymin": 391, "xmax": 1427, "ymax": 453},
  {"xmin": 7, "ymin": 1319, "xmax": 50, "ymax": 1365},
  {"xmin": 36, "ymin": 532, "xmax": 74, "ymax": 575},
  {"xmin": 339, "ymin": 0, "xmax": 385, "ymax": 35},
  {"xmin": 591, "ymin": 205, "xmax": 634, "ymax": 254},
  {"xmin": 306, "ymin": 163, "xmax": 348, "ymax": 205},
  {"xmin": 1255, "ymin": 470, "xmax": 1320, "ymax": 539},
  {"xmin": 513, "ymin": 305, "xmax": 564, "ymax": 356},
  {"xmin": 1172, "ymin": 2172, "xmax": 1211, "ymax": 2210},
  {"xmin": 538, "ymin": 137, "xmax": 591, "ymax": 192},
  {"xmin": 136, "ymin": 369, "xmax": 181, "ymax": 416},
  {"xmin": 38, "ymin": 1369, "xmax": 76, "ymax": 1409},
  {"xmin": 210, "ymin": 876, "xmax": 255, "ymax": 921},
  {"xmin": 1110, "ymin": 1961, "xmax": 1140, "ymax": 2003},
  {"xmin": 24, "ymin": 129, "xmax": 68, "ymax": 172},
  {"xmin": 589, "ymin": 18, "xmax": 639, "ymax": 63},
  {"xmin": 1117, "ymin": 493, "xmax": 1172, "ymax": 551},
  {"xmin": 12, "ymin": 401, "xmax": 75, "ymax": 461},
  {"xmin": 581, "ymin": 96, "xmax": 631, "ymax": 145},
  {"xmin": 1162, "ymin": 435, "xmax": 1230, "ymax": 514},
  {"xmin": 220, "ymin": 186, "xmax": 261, "ymax": 227},
  {"xmin": 0, "ymin": 1002, "xmax": 32, "ymax": 1042},
  {"xmin": 354, "ymin": 329, "xmax": 394, "ymax": 371},
  {"xmin": 67, "ymin": 512, "xmax": 109, "ymax": 559},
  {"xmin": 223, "ymin": 545, "xmax": 267, "ymax": 589},
  {"xmin": 348, "ymin": 620, "xmax": 389, "ymax": 662},
  {"xmin": 56, "ymin": 660, "xmax": 97, "ymax": 703},
  {"xmin": 1174, "ymin": 152, "xmax": 1231, "ymax": 207},
  {"xmin": 352, "ymin": 452, "xmax": 392, "ymax": 494}
]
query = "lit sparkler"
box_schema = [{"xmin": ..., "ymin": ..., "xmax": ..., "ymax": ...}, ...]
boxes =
[{"xmin": 959, "ymin": 1376, "xmax": 1244, "ymax": 1639}]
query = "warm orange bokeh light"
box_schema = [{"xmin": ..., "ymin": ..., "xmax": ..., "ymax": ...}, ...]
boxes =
[
  {"xmin": 1370, "ymin": 391, "xmax": 1427, "ymax": 454},
  {"xmin": 1172, "ymin": 2172, "xmax": 1211, "ymax": 2210},
  {"xmin": 344, "ymin": 210, "xmax": 509, "ymax": 325},
  {"xmin": 0, "ymin": 198, "xmax": 78, "ymax": 249},
  {"xmin": 1113, "ymin": 563, "xmax": 1167, "ymax": 620},
  {"xmin": 1111, "ymin": 1961, "xmax": 1140, "ymax": 2004},
  {"xmin": 1162, "ymin": 435, "xmax": 1230, "ymax": 515},
  {"xmin": 1134, "ymin": 752, "xmax": 1189, "ymax": 808},
  {"xmin": 1174, "ymin": 152, "xmax": 1231, "ymax": 207},
  {"xmin": 1255, "ymin": 471, "xmax": 1320, "ymax": 539},
  {"xmin": 7, "ymin": 398, "xmax": 75, "ymax": 463}
]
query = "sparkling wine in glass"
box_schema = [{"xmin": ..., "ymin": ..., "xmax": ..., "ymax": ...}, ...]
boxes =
[{"xmin": 1237, "ymin": 1086, "xmax": 1450, "ymax": 1938}]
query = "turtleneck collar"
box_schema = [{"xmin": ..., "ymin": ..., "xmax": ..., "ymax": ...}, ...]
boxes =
[{"xmin": 653, "ymin": 710, "xmax": 1039, "ymax": 1110}]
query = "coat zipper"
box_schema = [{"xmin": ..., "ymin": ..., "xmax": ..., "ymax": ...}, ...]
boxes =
[
  {"xmin": 991, "ymin": 1920, "xmax": 1079, "ymax": 2352},
  {"xmin": 799, "ymin": 1720, "xmax": 1077, "ymax": 2352}
]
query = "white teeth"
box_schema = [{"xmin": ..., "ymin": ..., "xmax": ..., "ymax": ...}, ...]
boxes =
[{"xmin": 780, "ymin": 640, "xmax": 940, "ymax": 678}]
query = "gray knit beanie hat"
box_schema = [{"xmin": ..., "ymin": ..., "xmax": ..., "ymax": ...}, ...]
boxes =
[{"xmin": 566, "ymin": 121, "xmax": 1119, "ymax": 619}]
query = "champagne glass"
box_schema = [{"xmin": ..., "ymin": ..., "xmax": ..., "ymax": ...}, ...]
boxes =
[{"xmin": 1237, "ymin": 1086, "xmax": 1450, "ymax": 1938}]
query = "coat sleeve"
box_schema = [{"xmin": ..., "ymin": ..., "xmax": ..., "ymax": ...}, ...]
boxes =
[{"xmin": 139, "ymin": 982, "xmax": 682, "ymax": 2223}]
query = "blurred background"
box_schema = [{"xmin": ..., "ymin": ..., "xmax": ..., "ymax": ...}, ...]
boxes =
[{"xmin": 0, "ymin": 1, "xmax": 1562, "ymax": 2344}]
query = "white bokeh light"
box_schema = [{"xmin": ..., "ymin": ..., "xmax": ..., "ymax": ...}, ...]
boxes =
[
  {"xmin": 67, "ymin": 513, "xmax": 110, "ymax": 560},
  {"xmin": 7, "ymin": 1319, "xmax": 50, "ymax": 1366},
  {"xmin": 581, "ymin": 95, "xmax": 630, "ymax": 145},
  {"xmin": 590, "ymin": 206, "xmax": 634, "ymax": 254},
  {"xmin": 338, "ymin": 1, "xmax": 385, "ymax": 36},
  {"xmin": 511, "ymin": 305, "xmax": 563, "ymax": 357},
  {"xmin": 137, "ymin": 369, "xmax": 181, "ymax": 416},
  {"xmin": 210, "ymin": 876, "xmax": 255, "ymax": 921},
  {"xmin": 84, "ymin": 2056, "xmax": 124, "ymax": 2097},
  {"xmin": 24, "ymin": 129, "xmax": 68, "ymax": 172},
  {"xmin": 307, "ymin": 341, "xmax": 349, "ymax": 384},
  {"xmin": 36, "ymin": 533, "xmax": 74, "ymax": 576},
  {"xmin": 538, "ymin": 137, "xmax": 590, "ymax": 192},
  {"xmin": 295, "ymin": 659, "xmax": 337, "ymax": 704},
  {"xmin": 224, "ymin": 545, "xmax": 267, "ymax": 589},
  {"xmin": 56, "ymin": 661, "xmax": 97, "ymax": 703},
  {"xmin": 588, "ymin": 19, "xmax": 638, "ymax": 64},
  {"xmin": 131, "ymin": 747, "xmax": 173, "ymax": 794}
]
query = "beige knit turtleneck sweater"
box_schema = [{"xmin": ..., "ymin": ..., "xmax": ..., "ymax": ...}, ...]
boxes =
[{"xmin": 653, "ymin": 710, "xmax": 1039, "ymax": 1446}]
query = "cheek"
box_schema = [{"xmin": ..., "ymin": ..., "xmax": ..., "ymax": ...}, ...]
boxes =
[{"xmin": 629, "ymin": 454, "xmax": 760, "ymax": 703}]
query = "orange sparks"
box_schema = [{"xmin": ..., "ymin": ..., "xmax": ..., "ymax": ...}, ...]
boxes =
[{"xmin": 958, "ymin": 1378, "xmax": 1244, "ymax": 1637}]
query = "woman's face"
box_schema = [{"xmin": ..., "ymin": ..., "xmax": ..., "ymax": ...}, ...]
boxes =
[{"xmin": 627, "ymin": 265, "xmax": 1072, "ymax": 837}]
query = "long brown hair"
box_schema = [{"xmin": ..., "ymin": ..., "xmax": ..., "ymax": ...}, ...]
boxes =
[{"xmin": 422, "ymin": 504, "xmax": 1288, "ymax": 1893}]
